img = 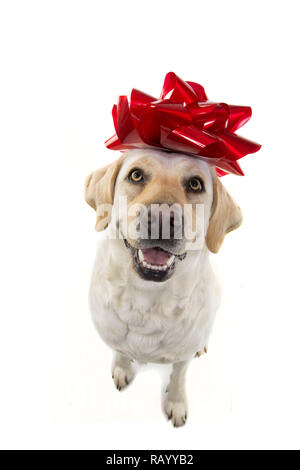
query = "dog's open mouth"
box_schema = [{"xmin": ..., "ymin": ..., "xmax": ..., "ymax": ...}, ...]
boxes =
[{"xmin": 124, "ymin": 239, "xmax": 186, "ymax": 282}]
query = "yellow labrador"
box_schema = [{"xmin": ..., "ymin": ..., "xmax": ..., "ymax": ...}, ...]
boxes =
[{"xmin": 85, "ymin": 149, "xmax": 242, "ymax": 427}]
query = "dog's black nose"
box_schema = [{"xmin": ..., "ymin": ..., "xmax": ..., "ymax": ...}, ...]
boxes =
[{"xmin": 141, "ymin": 204, "xmax": 184, "ymax": 240}]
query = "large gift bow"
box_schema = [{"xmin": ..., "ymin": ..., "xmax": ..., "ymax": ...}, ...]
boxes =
[{"xmin": 105, "ymin": 72, "xmax": 261, "ymax": 176}]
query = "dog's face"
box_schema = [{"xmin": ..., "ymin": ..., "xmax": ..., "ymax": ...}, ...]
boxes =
[{"xmin": 85, "ymin": 149, "xmax": 242, "ymax": 282}]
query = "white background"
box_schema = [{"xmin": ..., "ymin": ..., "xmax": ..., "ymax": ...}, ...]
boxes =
[{"xmin": 0, "ymin": 0, "xmax": 299, "ymax": 450}]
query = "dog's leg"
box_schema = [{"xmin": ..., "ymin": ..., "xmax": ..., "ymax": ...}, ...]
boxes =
[
  {"xmin": 164, "ymin": 361, "xmax": 189, "ymax": 427},
  {"xmin": 112, "ymin": 352, "xmax": 134, "ymax": 391}
]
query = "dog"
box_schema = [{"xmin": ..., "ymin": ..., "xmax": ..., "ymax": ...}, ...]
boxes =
[{"xmin": 85, "ymin": 148, "xmax": 242, "ymax": 427}]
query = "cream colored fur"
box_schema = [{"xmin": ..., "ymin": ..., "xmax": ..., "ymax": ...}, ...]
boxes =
[{"xmin": 85, "ymin": 149, "xmax": 242, "ymax": 427}]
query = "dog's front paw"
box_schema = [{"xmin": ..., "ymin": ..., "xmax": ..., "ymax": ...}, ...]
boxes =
[
  {"xmin": 195, "ymin": 345, "xmax": 207, "ymax": 358},
  {"xmin": 112, "ymin": 364, "xmax": 134, "ymax": 391},
  {"xmin": 164, "ymin": 399, "xmax": 187, "ymax": 427}
]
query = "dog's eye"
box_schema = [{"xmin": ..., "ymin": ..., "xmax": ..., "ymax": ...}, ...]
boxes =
[
  {"xmin": 188, "ymin": 177, "xmax": 204, "ymax": 193},
  {"xmin": 128, "ymin": 169, "xmax": 144, "ymax": 183}
]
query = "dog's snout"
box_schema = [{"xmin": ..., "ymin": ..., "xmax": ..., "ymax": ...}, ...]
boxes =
[{"xmin": 141, "ymin": 204, "xmax": 183, "ymax": 240}]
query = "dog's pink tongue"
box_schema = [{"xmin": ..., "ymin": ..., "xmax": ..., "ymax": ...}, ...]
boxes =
[{"xmin": 142, "ymin": 248, "xmax": 170, "ymax": 265}]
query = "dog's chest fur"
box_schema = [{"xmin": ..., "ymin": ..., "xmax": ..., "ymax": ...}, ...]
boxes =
[{"xmin": 89, "ymin": 239, "xmax": 220, "ymax": 363}]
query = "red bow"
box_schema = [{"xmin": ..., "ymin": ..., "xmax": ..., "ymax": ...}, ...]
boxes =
[{"xmin": 105, "ymin": 72, "xmax": 261, "ymax": 176}]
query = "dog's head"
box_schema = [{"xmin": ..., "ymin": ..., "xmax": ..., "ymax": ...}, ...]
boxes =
[{"xmin": 85, "ymin": 149, "xmax": 242, "ymax": 282}]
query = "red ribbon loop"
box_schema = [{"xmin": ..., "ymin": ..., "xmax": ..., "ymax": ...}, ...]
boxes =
[{"xmin": 105, "ymin": 72, "xmax": 261, "ymax": 176}]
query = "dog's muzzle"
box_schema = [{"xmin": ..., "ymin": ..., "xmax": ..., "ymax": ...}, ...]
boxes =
[{"xmin": 124, "ymin": 203, "xmax": 187, "ymax": 282}]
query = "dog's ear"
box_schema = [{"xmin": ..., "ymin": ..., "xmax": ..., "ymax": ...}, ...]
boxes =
[
  {"xmin": 84, "ymin": 156, "xmax": 124, "ymax": 231},
  {"xmin": 205, "ymin": 175, "xmax": 242, "ymax": 253}
]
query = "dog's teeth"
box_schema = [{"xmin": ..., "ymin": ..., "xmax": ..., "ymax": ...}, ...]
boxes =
[
  {"xmin": 138, "ymin": 250, "xmax": 144, "ymax": 262},
  {"xmin": 137, "ymin": 248, "xmax": 176, "ymax": 274},
  {"xmin": 167, "ymin": 255, "xmax": 175, "ymax": 267},
  {"xmin": 140, "ymin": 260, "xmax": 171, "ymax": 272}
]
